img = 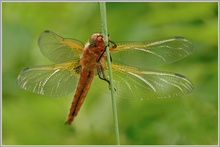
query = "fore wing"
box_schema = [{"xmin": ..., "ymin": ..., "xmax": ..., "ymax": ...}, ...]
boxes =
[
  {"xmin": 111, "ymin": 36, "xmax": 193, "ymax": 69},
  {"xmin": 96, "ymin": 64, "xmax": 193, "ymax": 100},
  {"xmin": 17, "ymin": 62, "xmax": 80, "ymax": 97},
  {"xmin": 38, "ymin": 30, "xmax": 84, "ymax": 63}
]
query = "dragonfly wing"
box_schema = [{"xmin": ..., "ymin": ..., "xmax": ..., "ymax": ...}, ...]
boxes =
[
  {"xmin": 95, "ymin": 64, "xmax": 193, "ymax": 100},
  {"xmin": 38, "ymin": 30, "xmax": 84, "ymax": 63},
  {"xmin": 111, "ymin": 36, "xmax": 193, "ymax": 69},
  {"xmin": 17, "ymin": 62, "xmax": 80, "ymax": 97}
]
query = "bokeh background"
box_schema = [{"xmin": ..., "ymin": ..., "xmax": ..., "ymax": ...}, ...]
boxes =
[{"xmin": 2, "ymin": 2, "xmax": 218, "ymax": 145}]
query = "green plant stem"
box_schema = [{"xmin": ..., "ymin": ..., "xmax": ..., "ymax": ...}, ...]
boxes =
[{"xmin": 99, "ymin": 2, "xmax": 120, "ymax": 145}]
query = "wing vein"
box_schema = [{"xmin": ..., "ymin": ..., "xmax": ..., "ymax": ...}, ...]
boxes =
[
  {"xmin": 128, "ymin": 71, "xmax": 157, "ymax": 92},
  {"xmin": 134, "ymin": 48, "xmax": 166, "ymax": 61}
]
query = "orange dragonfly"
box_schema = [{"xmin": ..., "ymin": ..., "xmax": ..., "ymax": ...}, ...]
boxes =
[{"xmin": 17, "ymin": 30, "xmax": 194, "ymax": 125}]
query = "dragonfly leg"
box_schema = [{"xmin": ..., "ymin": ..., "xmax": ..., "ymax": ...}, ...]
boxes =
[
  {"xmin": 97, "ymin": 65, "xmax": 116, "ymax": 91},
  {"xmin": 97, "ymin": 65, "xmax": 110, "ymax": 84},
  {"xmin": 109, "ymin": 40, "xmax": 117, "ymax": 49},
  {"xmin": 96, "ymin": 45, "xmax": 113, "ymax": 62},
  {"xmin": 96, "ymin": 45, "xmax": 108, "ymax": 62},
  {"xmin": 89, "ymin": 41, "xmax": 96, "ymax": 47},
  {"xmin": 96, "ymin": 39, "xmax": 116, "ymax": 62},
  {"xmin": 108, "ymin": 40, "xmax": 117, "ymax": 62}
]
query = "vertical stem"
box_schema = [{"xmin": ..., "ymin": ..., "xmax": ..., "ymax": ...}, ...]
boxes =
[{"xmin": 99, "ymin": 2, "xmax": 120, "ymax": 145}]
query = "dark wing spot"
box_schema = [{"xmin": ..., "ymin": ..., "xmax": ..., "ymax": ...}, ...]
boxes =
[
  {"xmin": 22, "ymin": 67, "xmax": 30, "ymax": 71},
  {"xmin": 44, "ymin": 30, "xmax": 50, "ymax": 33},
  {"xmin": 175, "ymin": 73, "xmax": 186, "ymax": 78},
  {"xmin": 175, "ymin": 36, "xmax": 184, "ymax": 39}
]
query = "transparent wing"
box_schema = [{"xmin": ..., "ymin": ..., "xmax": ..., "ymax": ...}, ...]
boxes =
[
  {"xmin": 38, "ymin": 30, "xmax": 84, "ymax": 63},
  {"xmin": 111, "ymin": 36, "xmax": 193, "ymax": 70},
  {"xmin": 95, "ymin": 64, "xmax": 193, "ymax": 100},
  {"xmin": 17, "ymin": 62, "xmax": 80, "ymax": 97}
]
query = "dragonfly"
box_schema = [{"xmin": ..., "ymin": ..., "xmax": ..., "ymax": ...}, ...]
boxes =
[{"xmin": 17, "ymin": 30, "xmax": 194, "ymax": 125}]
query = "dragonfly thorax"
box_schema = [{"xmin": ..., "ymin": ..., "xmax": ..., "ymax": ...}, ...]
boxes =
[{"xmin": 80, "ymin": 42, "xmax": 106, "ymax": 70}]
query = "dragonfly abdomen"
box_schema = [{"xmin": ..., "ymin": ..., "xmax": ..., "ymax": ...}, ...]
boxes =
[{"xmin": 65, "ymin": 68, "xmax": 95, "ymax": 125}]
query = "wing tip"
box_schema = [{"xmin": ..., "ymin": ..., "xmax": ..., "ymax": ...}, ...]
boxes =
[
  {"xmin": 174, "ymin": 73, "xmax": 186, "ymax": 78},
  {"xmin": 22, "ymin": 67, "xmax": 30, "ymax": 71},
  {"xmin": 174, "ymin": 36, "xmax": 194, "ymax": 52},
  {"xmin": 44, "ymin": 30, "xmax": 50, "ymax": 33}
]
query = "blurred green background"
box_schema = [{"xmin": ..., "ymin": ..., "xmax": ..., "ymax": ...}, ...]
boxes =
[{"xmin": 2, "ymin": 2, "xmax": 218, "ymax": 145}]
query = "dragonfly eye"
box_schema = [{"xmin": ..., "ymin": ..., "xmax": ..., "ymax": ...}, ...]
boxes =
[
  {"xmin": 89, "ymin": 33, "xmax": 104, "ymax": 47},
  {"xmin": 90, "ymin": 34, "xmax": 97, "ymax": 43},
  {"xmin": 89, "ymin": 33, "xmax": 101, "ymax": 44}
]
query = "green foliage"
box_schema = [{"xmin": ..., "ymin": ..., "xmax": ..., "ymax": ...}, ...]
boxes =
[{"xmin": 2, "ymin": 2, "xmax": 218, "ymax": 145}]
